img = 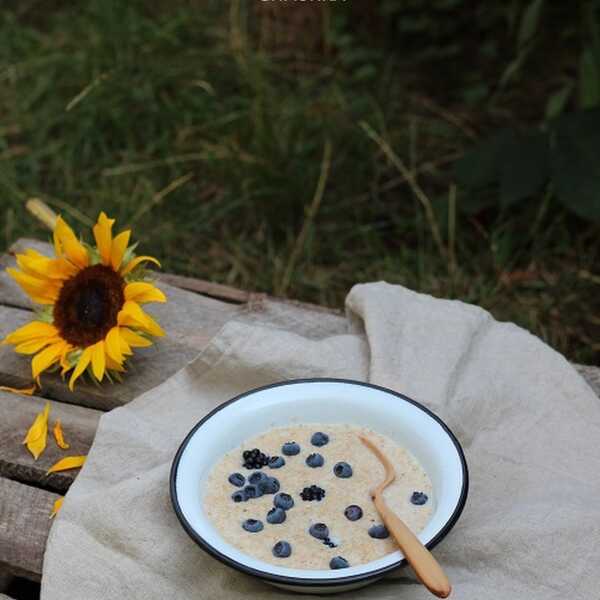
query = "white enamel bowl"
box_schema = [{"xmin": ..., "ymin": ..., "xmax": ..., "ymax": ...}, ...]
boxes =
[{"xmin": 170, "ymin": 379, "xmax": 468, "ymax": 594}]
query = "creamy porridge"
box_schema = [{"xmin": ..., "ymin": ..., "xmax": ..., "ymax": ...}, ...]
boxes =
[{"xmin": 203, "ymin": 424, "xmax": 433, "ymax": 570}]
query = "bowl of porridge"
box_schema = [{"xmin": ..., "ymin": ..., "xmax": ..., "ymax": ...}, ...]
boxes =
[{"xmin": 170, "ymin": 379, "xmax": 468, "ymax": 594}]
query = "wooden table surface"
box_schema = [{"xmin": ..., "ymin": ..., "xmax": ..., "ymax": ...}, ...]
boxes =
[{"xmin": 1, "ymin": 238, "xmax": 599, "ymax": 588}]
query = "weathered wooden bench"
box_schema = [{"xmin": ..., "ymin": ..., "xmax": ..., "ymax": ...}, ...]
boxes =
[{"xmin": 1, "ymin": 237, "xmax": 599, "ymax": 595}]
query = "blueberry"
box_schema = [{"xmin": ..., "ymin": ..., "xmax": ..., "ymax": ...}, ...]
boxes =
[
  {"xmin": 310, "ymin": 432, "xmax": 329, "ymax": 447},
  {"xmin": 330, "ymin": 556, "xmax": 350, "ymax": 570},
  {"xmin": 274, "ymin": 493, "xmax": 294, "ymax": 510},
  {"xmin": 306, "ymin": 453, "xmax": 324, "ymax": 468},
  {"xmin": 333, "ymin": 462, "xmax": 353, "ymax": 478},
  {"xmin": 259, "ymin": 477, "xmax": 280, "ymax": 494},
  {"xmin": 231, "ymin": 490, "xmax": 246, "ymax": 503},
  {"xmin": 368, "ymin": 524, "xmax": 390, "ymax": 539},
  {"xmin": 228, "ymin": 473, "xmax": 245, "ymax": 487},
  {"xmin": 243, "ymin": 484, "xmax": 263, "ymax": 499},
  {"xmin": 272, "ymin": 541, "xmax": 292, "ymax": 558},
  {"xmin": 242, "ymin": 519, "xmax": 264, "ymax": 533},
  {"xmin": 268, "ymin": 456, "xmax": 285, "ymax": 469},
  {"xmin": 282, "ymin": 442, "xmax": 300, "ymax": 456},
  {"xmin": 267, "ymin": 507, "xmax": 287, "ymax": 524},
  {"xmin": 309, "ymin": 523, "xmax": 330, "ymax": 540},
  {"xmin": 411, "ymin": 491, "xmax": 429, "ymax": 506},
  {"xmin": 249, "ymin": 471, "xmax": 268, "ymax": 485},
  {"xmin": 344, "ymin": 505, "xmax": 363, "ymax": 521}
]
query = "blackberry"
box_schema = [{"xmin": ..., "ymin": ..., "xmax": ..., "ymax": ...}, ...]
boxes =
[
  {"xmin": 300, "ymin": 485, "xmax": 326, "ymax": 501},
  {"xmin": 242, "ymin": 448, "xmax": 269, "ymax": 469}
]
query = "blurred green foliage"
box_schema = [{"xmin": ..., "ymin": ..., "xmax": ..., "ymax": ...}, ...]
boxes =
[{"xmin": 0, "ymin": 0, "xmax": 598, "ymax": 363}]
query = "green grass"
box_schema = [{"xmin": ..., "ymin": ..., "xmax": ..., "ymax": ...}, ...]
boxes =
[{"xmin": 0, "ymin": 1, "xmax": 598, "ymax": 364}]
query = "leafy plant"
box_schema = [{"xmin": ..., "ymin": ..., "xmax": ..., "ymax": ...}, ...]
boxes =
[{"xmin": 455, "ymin": 108, "xmax": 600, "ymax": 220}]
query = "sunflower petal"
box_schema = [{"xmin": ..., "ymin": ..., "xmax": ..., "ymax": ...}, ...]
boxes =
[
  {"xmin": 124, "ymin": 282, "xmax": 167, "ymax": 304},
  {"xmin": 17, "ymin": 251, "xmax": 76, "ymax": 280},
  {"xmin": 32, "ymin": 342, "xmax": 67, "ymax": 382},
  {"xmin": 110, "ymin": 230, "xmax": 131, "ymax": 271},
  {"xmin": 93, "ymin": 212, "xmax": 115, "ymax": 266},
  {"xmin": 119, "ymin": 335, "xmax": 132, "ymax": 356},
  {"xmin": 119, "ymin": 327, "xmax": 153, "ymax": 348},
  {"xmin": 6, "ymin": 268, "xmax": 61, "ymax": 304},
  {"xmin": 47, "ymin": 455, "xmax": 86, "ymax": 474},
  {"xmin": 120, "ymin": 255, "xmax": 161, "ymax": 277},
  {"xmin": 0, "ymin": 384, "xmax": 36, "ymax": 396},
  {"xmin": 53, "ymin": 216, "xmax": 89, "ymax": 269},
  {"xmin": 23, "ymin": 402, "xmax": 50, "ymax": 460},
  {"xmin": 117, "ymin": 301, "xmax": 164, "ymax": 337},
  {"xmin": 69, "ymin": 346, "xmax": 93, "ymax": 390},
  {"xmin": 50, "ymin": 497, "xmax": 64, "ymax": 519},
  {"xmin": 61, "ymin": 237, "xmax": 89, "ymax": 269},
  {"xmin": 3, "ymin": 321, "xmax": 58, "ymax": 346},
  {"xmin": 105, "ymin": 327, "xmax": 123, "ymax": 364},
  {"xmin": 15, "ymin": 336, "xmax": 60, "ymax": 355},
  {"xmin": 53, "ymin": 419, "xmax": 70, "ymax": 449},
  {"xmin": 106, "ymin": 355, "xmax": 126, "ymax": 372},
  {"xmin": 91, "ymin": 340, "xmax": 106, "ymax": 381}
]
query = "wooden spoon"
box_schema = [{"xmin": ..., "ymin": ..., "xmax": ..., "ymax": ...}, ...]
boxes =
[{"xmin": 359, "ymin": 434, "xmax": 452, "ymax": 598}]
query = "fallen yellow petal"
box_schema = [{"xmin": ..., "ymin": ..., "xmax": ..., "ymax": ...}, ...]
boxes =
[
  {"xmin": 49, "ymin": 497, "xmax": 64, "ymax": 519},
  {"xmin": 47, "ymin": 455, "xmax": 86, "ymax": 474},
  {"xmin": 0, "ymin": 384, "xmax": 36, "ymax": 396},
  {"xmin": 23, "ymin": 402, "xmax": 50, "ymax": 460},
  {"xmin": 53, "ymin": 419, "xmax": 70, "ymax": 450}
]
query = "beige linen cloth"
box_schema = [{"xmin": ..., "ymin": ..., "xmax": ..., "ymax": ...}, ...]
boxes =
[{"xmin": 42, "ymin": 283, "xmax": 600, "ymax": 599}]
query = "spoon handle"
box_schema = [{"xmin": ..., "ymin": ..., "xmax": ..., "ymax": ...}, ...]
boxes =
[{"xmin": 373, "ymin": 495, "xmax": 451, "ymax": 598}]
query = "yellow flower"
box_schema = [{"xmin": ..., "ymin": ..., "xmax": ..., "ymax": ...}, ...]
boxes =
[{"xmin": 2, "ymin": 212, "xmax": 166, "ymax": 389}]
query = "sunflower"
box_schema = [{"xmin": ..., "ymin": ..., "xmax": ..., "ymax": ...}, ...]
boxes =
[{"xmin": 2, "ymin": 212, "xmax": 166, "ymax": 390}]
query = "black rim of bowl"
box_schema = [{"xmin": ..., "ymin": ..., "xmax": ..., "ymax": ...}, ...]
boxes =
[{"xmin": 169, "ymin": 378, "xmax": 469, "ymax": 588}]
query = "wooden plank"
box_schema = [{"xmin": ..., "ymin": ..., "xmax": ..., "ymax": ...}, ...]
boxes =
[
  {"xmin": 156, "ymin": 272, "xmax": 252, "ymax": 304},
  {"xmin": 0, "ymin": 392, "xmax": 100, "ymax": 492},
  {"xmin": 3, "ymin": 238, "xmax": 342, "ymax": 315},
  {"xmin": 0, "ymin": 477, "xmax": 59, "ymax": 582},
  {"xmin": 0, "ymin": 304, "xmax": 203, "ymax": 410},
  {"xmin": 0, "ymin": 240, "xmax": 241, "ymax": 409}
]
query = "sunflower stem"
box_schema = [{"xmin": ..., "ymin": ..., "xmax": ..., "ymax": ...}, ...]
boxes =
[{"xmin": 26, "ymin": 198, "xmax": 57, "ymax": 230}]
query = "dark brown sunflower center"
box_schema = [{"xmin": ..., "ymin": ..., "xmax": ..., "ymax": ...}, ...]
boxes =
[{"xmin": 53, "ymin": 264, "xmax": 125, "ymax": 347}]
